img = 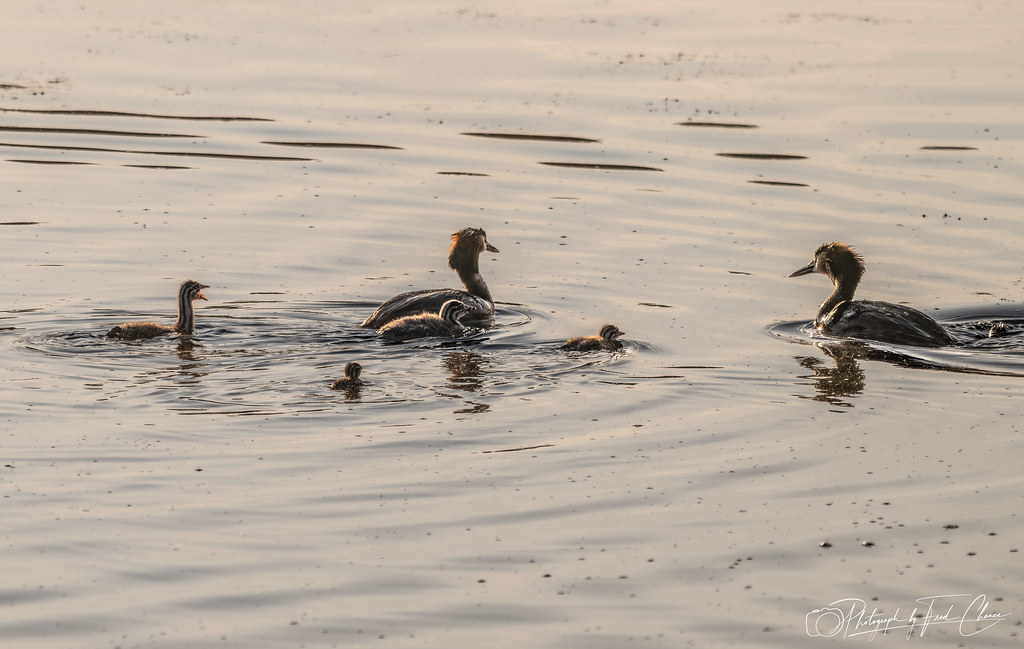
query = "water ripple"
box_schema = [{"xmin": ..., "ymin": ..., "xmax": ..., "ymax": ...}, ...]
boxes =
[
  {"xmin": 8, "ymin": 302, "xmax": 655, "ymax": 417},
  {"xmin": 767, "ymin": 304, "xmax": 1024, "ymax": 377}
]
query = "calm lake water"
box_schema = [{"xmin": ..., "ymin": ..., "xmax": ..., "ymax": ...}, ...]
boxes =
[{"xmin": 2, "ymin": 1, "xmax": 1023, "ymax": 647}]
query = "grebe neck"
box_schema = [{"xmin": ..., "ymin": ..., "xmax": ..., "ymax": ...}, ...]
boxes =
[
  {"xmin": 448, "ymin": 230, "xmax": 495, "ymax": 302},
  {"xmin": 460, "ymin": 269, "xmax": 492, "ymax": 302},
  {"xmin": 811, "ymin": 242, "xmax": 865, "ymax": 326},
  {"xmin": 173, "ymin": 280, "xmax": 208, "ymax": 334},
  {"xmin": 449, "ymin": 251, "xmax": 492, "ymax": 302},
  {"xmin": 174, "ymin": 287, "xmax": 196, "ymax": 333},
  {"xmin": 818, "ymin": 275, "xmax": 859, "ymax": 324}
]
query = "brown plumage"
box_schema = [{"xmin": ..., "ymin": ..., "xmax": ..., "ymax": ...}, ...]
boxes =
[
  {"xmin": 378, "ymin": 299, "xmax": 472, "ymax": 341},
  {"xmin": 330, "ymin": 362, "xmax": 364, "ymax": 391},
  {"xmin": 560, "ymin": 323, "xmax": 625, "ymax": 352},
  {"xmin": 107, "ymin": 280, "xmax": 209, "ymax": 340},
  {"xmin": 789, "ymin": 242, "xmax": 952, "ymax": 347},
  {"xmin": 361, "ymin": 227, "xmax": 499, "ymax": 328}
]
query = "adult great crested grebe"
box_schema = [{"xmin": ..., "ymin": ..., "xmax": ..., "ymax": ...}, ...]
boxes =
[
  {"xmin": 560, "ymin": 323, "xmax": 625, "ymax": 352},
  {"xmin": 107, "ymin": 280, "xmax": 209, "ymax": 340},
  {"xmin": 361, "ymin": 227, "xmax": 498, "ymax": 329},
  {"xmin": 377, "ymin": 299, "xmax": 473, "ymax": 341},
  {"xmin": 789, "ymin": 242, "xmax": 953, "ymax": 347}
]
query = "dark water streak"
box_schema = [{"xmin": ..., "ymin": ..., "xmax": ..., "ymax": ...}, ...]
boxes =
[
  {"xmin": 462, "ymin": 132, "xmax": 600, "ymax": 143},
  {"xmin": 261, "ymin": 141, "xmax": 403, "ymax": 149},
  {"xmin": 716, "ymin": 152, "xmax": 808, "ymax": 160},
  {"xmin": 0, "ymin": 141, "xmax": 312, "ymax": 161},
  {"xmin": 539, "ymin": 161, "xmax": 663, "ymax": 171},
  {"xmin": 0, "ymin": 125, "xmax": 202, "ymax": 138},
  {"xmin": 677, "ymin": 121, "xmax": 759, "ymax": 129},
  {"xmin": 1, "ymin": 107, "xmax": 273, "ymax": 121},
  {"xmin": 748, "ymin": 179, "xmax": 809, "ymax": 187}
]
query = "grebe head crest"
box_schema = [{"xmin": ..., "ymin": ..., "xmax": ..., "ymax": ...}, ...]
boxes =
[
  {"xmin": 790, "ymin": 242, "xmax": 864, "ymax": 285},
  {"xmin": 449, "ymin": 227, "xmax": 499, "ymax": 271}
]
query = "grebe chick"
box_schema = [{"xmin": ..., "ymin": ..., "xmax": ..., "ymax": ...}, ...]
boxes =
[
  {"xmin": 989, "ymin": 321, "xmax": 1010, "ymax": 338},
  {"xmin": 789, "ymin": 242, "xmax": 952, "ymax": 347},
  {"xmin": 361, "ymin": 227, "xmax": 499, "ymax": 328},
  {"xmin": 378, "ymin": 299, "xmax": 472, "ymax": 341},
  {"xmin": 330, "ymin": 362, "xmax": 364, "ymax": 391},
  {"xmin": 107, "ymin": 280, "xmax": 209, "ymax": 340},
  {"xmin": 560, "ymin": 323, "xmax": 625, "ymax": 352}
]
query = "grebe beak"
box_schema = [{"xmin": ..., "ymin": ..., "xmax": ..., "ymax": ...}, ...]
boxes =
[
  {"xmin": 486, "ymin": 242, "xmax": 499, "ymax": 253},
  {"xmin": 789, "ymin": 261, "xmax": 816, "ymax": 278}
]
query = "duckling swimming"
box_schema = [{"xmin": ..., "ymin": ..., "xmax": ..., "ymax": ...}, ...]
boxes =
[
  {"xmin": 560, "ymin": 323, "xmax": 625, "ymax": 352},
  {"xmin": 107, "ymin": 280, "xmax": 209, "ymax": 340},
  {"xmin": 378, "ymin": 299, "xmax": 473, "ymax": 341},
  {"xmin": 330, "ymin": 361, "xmax": 364, "ymax": 391},
  {"xmin": 789, "ymin": 242, "xmax": 952, "ymax": 347},
  {"xmin": 989, "ymin": 321, "xmax": 1011, "ymax": 338},
  {"xmin": 361, "ymin": 227, "xmax": 499, "ymax": 328}
]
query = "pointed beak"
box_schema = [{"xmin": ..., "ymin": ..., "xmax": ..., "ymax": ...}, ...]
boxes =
[
  {"xmin": 789, "ymin": 261, "xmax": 816, "ymax": 278},
  {"xmin": 198, "ymin": 284, "xmax": 210, "ymax": 300},
  {"xmin": 486, "ymin": 242, "xmax": 499, "ymax": 253}
]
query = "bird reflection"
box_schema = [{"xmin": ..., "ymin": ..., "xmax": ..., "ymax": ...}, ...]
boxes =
[
  {"xmin": 174, "ymin": 338, "xmax": 210, "ymax": 380},
  {"xmin": 176, "ymin": 336, "xmax": 199, "ymax": 359},
  {"xmin": 335, "ymin": 384, "xmax": 363, "ymax": 402},
  {"xmin": 796, "ymin": 342, "xmax": 867, "ymax": 406},
  {"xmin": 441, "ymin": 351, "xmax": 490, "ymax": 414},
  {"xmin": 442, "ymin": 350, "xmax": 487, "ymax": 392},
  {"xmin": 454, "ymin": 401, "xmax": 490, "ymax": 414}
]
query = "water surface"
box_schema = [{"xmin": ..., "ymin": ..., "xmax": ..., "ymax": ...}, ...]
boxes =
[{"xmin": 2, "ymin": 1, "xmax": 1023, "ymax": 647}]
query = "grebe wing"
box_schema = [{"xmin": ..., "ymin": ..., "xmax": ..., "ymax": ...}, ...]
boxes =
[
  {"xmin": 361, "ymin": 289, "xmax": 492, "ymax": 328},
  {"xmin": 822, "ymin": 300, "xmax": 952, "ymax": 347}
]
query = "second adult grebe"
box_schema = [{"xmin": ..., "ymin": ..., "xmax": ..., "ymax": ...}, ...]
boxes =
[{"xmin": 789, "ymin": 242, "xmax": 952, "ymax": 347}]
